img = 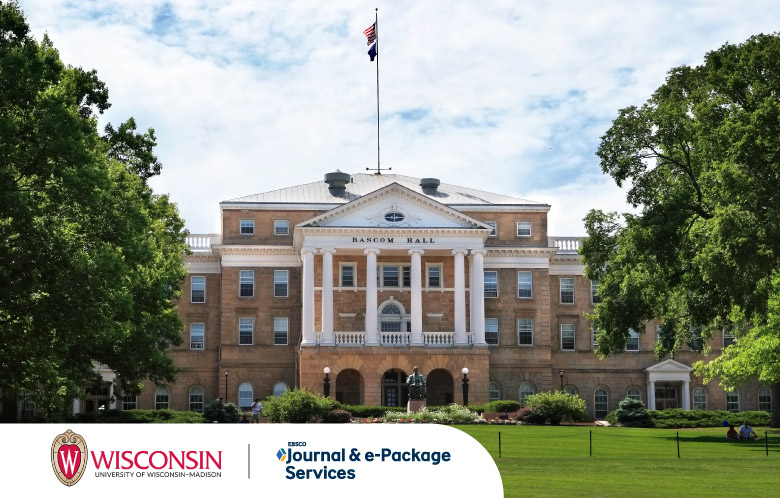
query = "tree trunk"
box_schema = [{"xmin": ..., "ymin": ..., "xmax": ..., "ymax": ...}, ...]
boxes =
[{"xmin": 772, "ymin": 382, "xmax": 780, "ymax": 429}]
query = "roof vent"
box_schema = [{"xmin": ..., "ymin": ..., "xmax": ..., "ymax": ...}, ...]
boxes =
[
  {"xmin": 420, "ymin": 178, "xmax": 440, "ymax": 193},
  {"xmin": 324, "ymin": 171, "xmax": 351, "ymax": 194}
]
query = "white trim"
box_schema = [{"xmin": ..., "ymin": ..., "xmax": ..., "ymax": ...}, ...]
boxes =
[
  {"xmin": 548, "ymin": 264, "xmax": 585, "ymax": 275},
  {"xmin": 186, "ymin": 261, "xmax": 221, "ymax": 273}
]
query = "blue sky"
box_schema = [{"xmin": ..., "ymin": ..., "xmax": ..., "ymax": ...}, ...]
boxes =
[{"xmin": 18, "ymin": 0, "xmax": 780, "ymax": 235}]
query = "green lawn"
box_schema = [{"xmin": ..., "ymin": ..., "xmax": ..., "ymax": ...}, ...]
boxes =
[{"xmin": 456, "ymin": 425, "xmax": 780, "ymax": 498}]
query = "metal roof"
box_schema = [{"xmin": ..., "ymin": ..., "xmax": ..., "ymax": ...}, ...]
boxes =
[{"xmin": 222, "ymin": 173, "xmax": 546, "ymax": 207}]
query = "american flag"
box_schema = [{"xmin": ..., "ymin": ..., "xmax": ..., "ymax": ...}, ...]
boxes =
[{"xmin": 363, "ymin": 23, "xmax": 376, "ymax": 45}]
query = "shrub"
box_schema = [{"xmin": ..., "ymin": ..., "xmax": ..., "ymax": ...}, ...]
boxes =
[
  {"xmin": 262, "ymin": 388, "xmax": 334, "ymax": 423},
  {"xmin": 516, "ymin": 406, "xmax": 546, "ymax": 424},
  {"xmin": 489, "ymin": 400, "xmax": 521, "ymax": 415},
  {"xmin": 648, "ymin": 409, "xmax": 770, "ymax": 429},
  {"xmin": 615, "ymin": 398, "xmax": 654, "ymax": 427},
  {"xmin": 523, "ymin": 391, "xmax": 587, "ymax": 425},
  {"xmin": 342, "ymin": 405, "xmax": 405, "ymax": 418},
  {"xmin": 321, "ymin": 409, "xmax": 353, "ymax": 423},
  {"xmin": 203, "ymin": 400, "xmax": 241, "ymax": 423},
  {"xmin": 72, "ymin": 409, "xmax": 204, "ymax": 423}
]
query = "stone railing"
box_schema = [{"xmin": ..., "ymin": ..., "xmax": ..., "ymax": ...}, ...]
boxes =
[
  {"xmin": 333, "ymin": 332, "xmax": 365, "ymax": 346},
  {"xmin": 423, "ymin": 332, "xmax": 455, "ymax": 346},
  {"xmin": 548, "ymin": 236, "xmax": 584, "ymax": 253},
  {"xmin": 327, "ymin": 331, "xmax": 466, "ymax": 347},
  {"xmin": 186, "ymin": 234, "xmax": 221, "ymax": 252},
  {"xmin": 380, "ymin": 332, "xmax": 410, "ymax": 346}
]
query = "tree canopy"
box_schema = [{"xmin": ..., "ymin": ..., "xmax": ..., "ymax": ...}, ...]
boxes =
[
  {"xmin": 0, "ymin": 2, "xmax": 188, "ymax": 420},
  {"xmin": 582, "ymin": 33, "xmax": 780, "ymax": 426}
]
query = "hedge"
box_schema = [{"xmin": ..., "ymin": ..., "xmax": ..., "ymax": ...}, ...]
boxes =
[
  {"xmin": 606, "ymin": 409, "xmax": 771, "ymax": 428},
  {"xmin": 71, "ymin": 409, "xmax": 205, "ymax": 423}
]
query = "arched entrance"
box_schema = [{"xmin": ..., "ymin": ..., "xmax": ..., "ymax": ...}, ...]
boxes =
[
  {"xmin": 427, "ymin": 369, "xmax": 454, "ymax": 406},
  {"xmin": 335, "ymin": 369, "xmax": 363, "ymax": 405},
  {"xmin": 381, "ymin": 369, "xmax": 408, "ymax": 407}
]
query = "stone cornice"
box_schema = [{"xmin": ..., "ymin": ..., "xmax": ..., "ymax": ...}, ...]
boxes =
[{"xmin": 214, "ymin": 245, "xmax": 298, "ymax": 257}]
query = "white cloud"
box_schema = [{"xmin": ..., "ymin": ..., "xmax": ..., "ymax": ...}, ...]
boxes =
[{"xmin": 17, "ymin": 0, "xmax": 780, "ymax": 233}]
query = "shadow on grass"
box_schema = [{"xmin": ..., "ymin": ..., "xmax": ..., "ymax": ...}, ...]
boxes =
[{"xmin": 659, "ymin": 432, "xmax": 780, "ymax": 453}]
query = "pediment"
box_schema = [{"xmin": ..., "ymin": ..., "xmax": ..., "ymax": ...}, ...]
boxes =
[
  {"xmin": 644, "ymin": 359, "xmax": 693, "ymax": 373},
  {"xmin": 298, "ymin": 183, "xmax": 491, "ymax": 231}
]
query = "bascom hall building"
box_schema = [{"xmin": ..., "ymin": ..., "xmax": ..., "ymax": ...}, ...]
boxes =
[{"xmin": 77, "ymin": 171, "xmax": 772, "ymax": 419}]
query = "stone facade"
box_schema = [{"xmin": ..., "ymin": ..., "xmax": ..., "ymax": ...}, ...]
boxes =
[{"xmin": 117, "ymin": 173, "xmax": 769, "ymax": 419}]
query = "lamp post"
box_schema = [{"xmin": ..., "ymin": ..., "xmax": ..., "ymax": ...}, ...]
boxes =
[
  {"xmin": 559, "ymin": 369, "xmax": 564, "ymax": 392},
  {"xmin": 461, "ymin": 367, "xmax": 469, "ymax": 406},
  {"xmin": 323, "ymin": 367, "xmax": 331, "ymax": 398},
  {"xmin": 224, "ymin": 369, "xmax": 229, "ymax": 403}
]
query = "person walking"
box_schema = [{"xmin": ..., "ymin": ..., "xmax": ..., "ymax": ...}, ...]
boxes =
[{"xmin": 250, "ymin": 398, "xmax": 263, "ymax": 423}]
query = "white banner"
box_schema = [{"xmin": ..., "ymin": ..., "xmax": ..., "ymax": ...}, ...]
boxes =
[{"xmin": 2, "ymin": 424, "xmax": 503, "ymax": 497}]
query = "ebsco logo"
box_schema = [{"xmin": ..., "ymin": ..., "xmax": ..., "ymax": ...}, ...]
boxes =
[
  {"xmin": 51, "ymin": 429, "xmax": 88, "ymax": 486},
  {"xmin": 277, "ymin": 448, "xmax": 287, "ymax": 462}
]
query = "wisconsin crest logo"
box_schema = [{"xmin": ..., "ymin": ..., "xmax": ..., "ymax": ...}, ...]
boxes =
[{"xmin": 51, "ymin": 429, "xmax": 88, "ymax": 486}]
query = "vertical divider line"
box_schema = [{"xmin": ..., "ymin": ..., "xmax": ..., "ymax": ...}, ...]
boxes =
[{"xmin": 248, "ymin": 443, "xmax": 251, "ymax": 478}]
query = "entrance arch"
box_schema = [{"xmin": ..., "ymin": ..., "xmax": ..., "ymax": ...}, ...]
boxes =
[
  {"xmin": 381, "ymin": 369, "xmax": 408, "ymax": 407},
  {"xmin": 335, "ymin": 369, "xmax": 363, "ymax": 405},
  {"xmin": 427, "ymin": 369, "xmax": 454, "ymax": 406}
]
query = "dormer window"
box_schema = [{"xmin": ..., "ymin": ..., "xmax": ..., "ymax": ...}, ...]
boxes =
[{"xmin": 384, "ymin": 212, "xmax": 405, "ymax": 223}]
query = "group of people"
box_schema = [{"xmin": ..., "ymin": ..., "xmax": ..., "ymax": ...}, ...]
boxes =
[{"xmin": 726, "ymin": 421, "xmax": 758, "ymax": 440}]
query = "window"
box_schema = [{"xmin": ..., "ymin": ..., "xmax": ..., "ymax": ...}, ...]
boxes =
[
  {"xmin": 379, "ymin": 303, "xmax": 405, "ymax": 333},
  {"xmin": 122, "ymin": 393, "xmax": 137, "ymax": 410},
  {"xmin": 240, "ymin": 219, "xmax": 254, "ymax": 235},
  {"xmin": 189, "ymin": 387, "xmax": 204, "ymax": 412},
  {"xmin": 190, "ymin": 323, "xmax": 204, "ymax": 350},
  {"xmin": 341, "ymin": 264, "xmax": 355, "ymax": 287},
  {"xmin": 384, "ymin": 212, "xmax": 405, "ymax": 223},
  {"xmin": 723, "ymin": 330, "xmax": 735, "ymax": 348},
  {"xmin": 238, "ymin": 382, "xmax": 253, "ymax": 410},
  {"xmin": 591, "ymin": 280, "xmax": 600, "ymax": 304},
  {"xmin": 273, "ymin": 382, "xmax": 288, "ymax": 397},
  {"xmin": 626, "ymin": 328, "xmax": 639, "ymax": 351},
  {"xmin": 191, "ymin": 276, "xmax": 206, "ymax": 303},
  {"xmin": 592, "ymin": 328, "xmax": 600, "ymax": 352},
  {"xmin": 274, "ymin": 219, "xmax": 289, "ymax": 235},
  {"xmin": 519, "ymin": 382, "xmax": 535, "ymax": 406},
  {"xmin": 427, "ymin": 264, "xmax": 442, "ymax": 288},
  {"xmin": 563, "ymin": 386, "xmax": 578, "ymax": 396},
  {"xmin": 693, "ymin": 387, "xmax": 707, "ymax": 410},
  {"xmin": 517, "ymin": 221, "xmax": 532, "ymax": 237},
  {"xmin": 274, "ymin": 317, "xmax": 288, "ymax": 345},
  {"xmin": 485, "ymin": 221, "xmax": 497, "ymax": 237},
  {"xmin": 382, "ymin": 266, "xmax": 399, "ymax": 287},
  {"xmin": 560, "ymin": 323, "xmax": 575, "ymax": 351},
  {"xmin": 560, "ymin": 277, "xmax": 574, "ymax": 304},
  {"xmin": 274, "ymin": 270, "xmax": 289, "ymax": 297},
  {"xmin": 726, "ymin": 391, "xmax": 740, "ymax": 412},
  {"xmin": 759, "ymin": 387, "xmax": 772, "ymax": 412},
  {"xmin": 402, "ymin": 266, "xmax": 411, "ymax": 287},
  {"xmin": 485, "ymin": 318, "xmax": 499, "ymax": 345},
  {"xmin": 626, "ymin": 387, "xmax": 641, "ymax": 401},
  {"xmin": 239, "ymin": 270, "xmax": 254, "ymax": 297},
  {"xmin": 155, "ymin": 387, "xmax": 169, "ymax": 410},
  {"xmin": 517, "ymin": 271, "xmax": 532, "ymax": 299},
  {"xmin": 484, "ymin": 271, "xmax": 498, "ymax": 298},
  {"xmin": 489, "ymin": 382, "xmax": 501, "ymax": 402},
  {"xmin": 239, "ymin": 318, "xmax": 253, "ymax": 345},
  {"xmin": 517, "ymin": 318, "xmax": 533, "ymax": 346},
  {"xmin": 594, "ymin": 388, "xmax": 609, "ymax": 419}
]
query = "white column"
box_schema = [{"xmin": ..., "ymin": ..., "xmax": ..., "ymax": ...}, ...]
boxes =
[
  {"xmin": 682, "ymin": 380, "xmax": 691, "ymax": 410},
  {"xmin": 320, "ymin": 247, "xmax": 335, "ymax": 346},
  {"xmin": 108, "ymin": 383, "xmax": 116, "ymax": 410},
  {"xmin": 72, "ymin": 398, "xmax": 81, "ymax": 415},
  {"xmin": 364, "ymin": 248, "xmax": 380, "ymax": 346},
  {"xmin": 301, "ymin": 248, "xmax": 316, "ymax": 345},
  {"xmin": 409, "ymin": 249, "xmax": 424, "ymax": 345},
  {"xmin": 471, "ymin": 249, "xmax": 487, "ymax": 345},
  {"xmin": 647, "ymin": 380, "xmax": 656, "ymax": 410},
  {"xmin": 468, "ymin": 254, "xmax": 474, "ymax": 337},
  {"xmin": 453, "ymin": 249, "xmax": 467, "ymax": 345}
]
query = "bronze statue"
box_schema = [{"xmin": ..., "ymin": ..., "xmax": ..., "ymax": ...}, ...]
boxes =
[{"xmin": 406, "ymin": 366, "xmax": 426, "ymax": 400}]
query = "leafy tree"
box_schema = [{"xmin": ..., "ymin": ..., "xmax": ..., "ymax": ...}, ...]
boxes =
[
  {"xmin": 0, "ymin": 2, "xmax": 188, "ymax": 420},
  {"xmin": 523, "ymin": 391, "xmax": 587, "ymax": 425},
  {"xmin": 582, "ymin": 33, "xmax": 780, "ymax": 427}
]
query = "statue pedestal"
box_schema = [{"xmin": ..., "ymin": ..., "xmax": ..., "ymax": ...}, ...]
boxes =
[{"xmin": 407, "ymin": 399, "xmax": 426, "ymax": 414}]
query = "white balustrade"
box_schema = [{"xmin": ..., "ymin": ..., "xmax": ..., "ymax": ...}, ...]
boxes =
[
  {"xmin": 548, "ymin": 236, "xmax": 583, "ymax": 253},
  {"xmin": 334, "ymin": 332, "xmax": 366, "ymax": 346},
  {"xmin": 380, "ymin": 332, "xmax": 411, "ymax": 346},
  {"xmin": 423, "ymin": 332, "xmax": 455, "ymax": 346},
  {"xmin": 186, "ymin": 234, "xmax": 221, "ymax": 251}
]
